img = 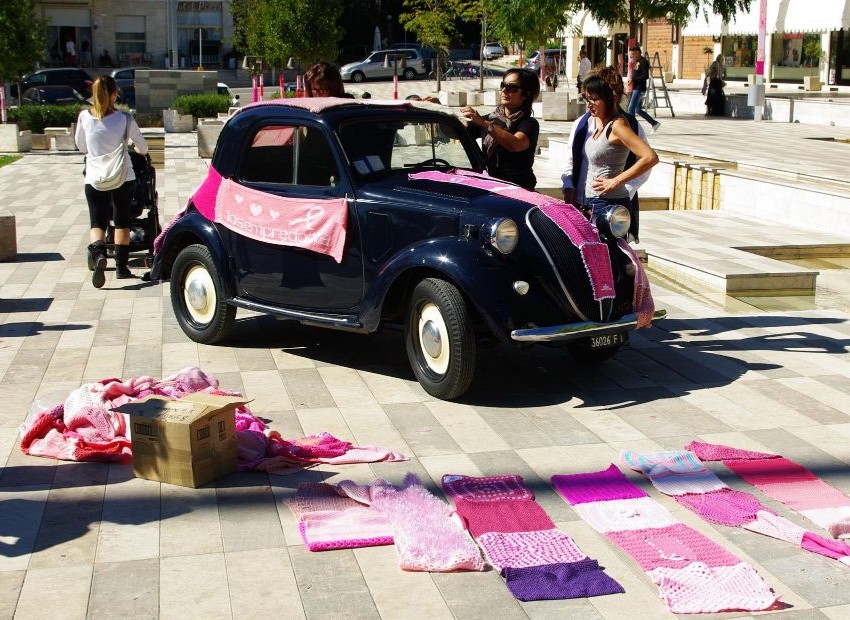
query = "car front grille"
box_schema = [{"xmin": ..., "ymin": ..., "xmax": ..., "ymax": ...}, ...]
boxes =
[{"xmin": 527, "ymin": 207, "xmax": 614, "ymax": 323}]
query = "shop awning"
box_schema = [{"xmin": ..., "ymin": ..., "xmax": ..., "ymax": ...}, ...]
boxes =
[
  {"xmin": 725, "ymin": 3, "xmax": 779, "ymax": 35},
  {"xmin": 777, "ymin": 0, "xmax": 850, "ymax": 33},
  {"xmin": 682, "ymin": 8, "xmax": 723, "ymax": 37},
  {"xmin": 574, "ymin": 9, "xmax": 613, "ymax": 38}
]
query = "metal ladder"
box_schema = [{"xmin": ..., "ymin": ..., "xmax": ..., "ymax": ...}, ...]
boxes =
[{"xmin": 644, "ymin": 51, "xmax": 675, "ymax": 117}]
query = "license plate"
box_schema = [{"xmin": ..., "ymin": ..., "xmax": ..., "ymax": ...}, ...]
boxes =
[{"xmin": 589, "ymin": 332, "xmax": 628, "ymax": 349}]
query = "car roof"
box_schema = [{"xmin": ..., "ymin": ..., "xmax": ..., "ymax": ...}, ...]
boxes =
[{"xmin": 23, "ymin": 67, "xmax": 90, "ymax": 77}]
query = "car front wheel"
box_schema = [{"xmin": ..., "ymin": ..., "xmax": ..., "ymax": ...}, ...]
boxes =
[
  {"xmin": 351, "ymin": 71, "xmax": 365, "ymax": 83},
  {"xmin": 405, "ymin": 278, "xmax": 475, "ymax": 399},
  {"xmin": 170, "ymin": 244, "xmax": 236, "ymax": 344},
  {"xmin": 403, "ymin": 68, "xmax": 417, "ymax": 80}
]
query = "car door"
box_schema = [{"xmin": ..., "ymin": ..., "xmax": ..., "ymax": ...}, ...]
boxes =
[{"xmin": 223, "ymin": 120, "xmax": 364, "ymax": 310}]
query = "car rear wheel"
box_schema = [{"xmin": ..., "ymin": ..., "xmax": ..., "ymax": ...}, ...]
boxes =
[
  {"xmin": 405, "ymin": 278, "xmax": 475, "ymax": 400},
  {"xmin": 351, "ymin": 71, "xmax": 365, "ymax": 83},
  {"xmin": 403, "ymin": 68, "xmax": 417, "ymax": 80},
  {"xmin": 170, "ymin": 244, "xmax": 235, "ymax": 344}
]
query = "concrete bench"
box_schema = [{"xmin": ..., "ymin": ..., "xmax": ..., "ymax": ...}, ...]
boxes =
[{"xmin": 0, "ymin": 211, "xmax": 16, "ymax": 262}]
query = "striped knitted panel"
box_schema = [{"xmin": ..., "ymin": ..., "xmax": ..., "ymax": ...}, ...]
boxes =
[
  {"xmin": 552, "ymin": 465, "xmax": 778, "ymax": 614},
  {"xmin": 443, "ymin": 474, "xmax": 624, "ymax": 601}
]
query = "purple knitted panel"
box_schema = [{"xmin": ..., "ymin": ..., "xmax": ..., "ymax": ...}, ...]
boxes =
[
  {"xmin": 502, "ymin": 559, "xmax": 625, "ymax": 602},
  {"xmin": 551, "ymin": 464, "xmax": 648, "ymax": 505}
]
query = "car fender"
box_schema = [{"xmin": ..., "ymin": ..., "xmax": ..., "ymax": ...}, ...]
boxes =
[
  {"xmin": 360, "ymin": 237, "xmax": 516, "ymax": 341},
  {"xmin": 150, "ymin": 210, "xmax": 234, "ymax": 296}
]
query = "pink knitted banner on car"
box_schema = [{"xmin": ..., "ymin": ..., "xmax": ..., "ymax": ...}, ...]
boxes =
[
  {"xmin": 442, "ymin": 473, "xmax": 623, "ymax": 602},
  {"xmin": 687, "ymin": 440, "xmax": 850, "ymax": 539},
  {"xmin": 552, "ymin": 465, "xmax": 779, "ymax": 613},
  {"xmin": 622, "ymin": 448, "xmax": 850, "ymax": 566}
]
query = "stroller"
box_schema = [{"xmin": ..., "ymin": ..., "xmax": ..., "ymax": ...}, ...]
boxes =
[{"xmin": 88, "ymin": 151, "xmax": 160, "ymax": 270}]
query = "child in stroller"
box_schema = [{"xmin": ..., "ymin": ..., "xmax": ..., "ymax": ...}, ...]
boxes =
[{"xmin": 87, "ymin": 151, "xmax": 160, "ymax": 271}]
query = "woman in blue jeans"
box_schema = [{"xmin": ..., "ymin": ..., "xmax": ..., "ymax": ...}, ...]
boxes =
[{"xmin": 581, "ymin": 74, "xmax": 658, "ymax": 225}]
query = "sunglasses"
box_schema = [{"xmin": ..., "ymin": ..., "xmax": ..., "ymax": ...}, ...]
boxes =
[{"xmin": 499, "ymin": 82, "xmax": 522, "ymax": 93}]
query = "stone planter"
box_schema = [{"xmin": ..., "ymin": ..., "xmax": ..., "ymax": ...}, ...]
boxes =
[
  {"xmin": 0, "ymin": 123, "xmax": 31, "ymax": 153},
  {"xmin": 197, "ymin": 118, "xmax": 225, "ymax": 158},
  {"xmin": 663, "ymin": 71, "xmax": 675, "ymax": 83},
  {"xmin": 162, "ymin": 109, "xmax": 195, "ymax": 133}
]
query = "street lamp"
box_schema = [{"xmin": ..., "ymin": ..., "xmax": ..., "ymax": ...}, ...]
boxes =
[{"xmin": 383, "ymin": 52, "xmax": 406, "ymax": 99}]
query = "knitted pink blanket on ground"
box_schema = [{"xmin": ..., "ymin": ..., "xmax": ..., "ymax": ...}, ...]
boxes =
[
  {"xmin": 687, "ymin": 441, "xmax": 850, "ymax": 539},
  {"xmin": 551, "ymin": 465, "xmax": 779, "ymax": 614},
  {"xmin": 621, "ymin": 449, "xmax": 850, "ymax": 566},
  {"xmin": 19, "ymin": 368, "xmax": 407, "ymax": 472}
]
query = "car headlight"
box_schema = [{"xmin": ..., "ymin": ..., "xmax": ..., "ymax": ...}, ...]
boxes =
[
  {"xmin": 596, "ymin": 205, "xmax": 631, "ymax": 239},
  {"xmin": 487, "ymin": 218, "xmax": 519, "ymax": 254}
]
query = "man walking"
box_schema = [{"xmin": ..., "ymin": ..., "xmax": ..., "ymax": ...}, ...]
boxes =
[
  {"xmin": 577, "ymin": 49, "xmax": 591, "ymax": 90},
  {"xmin": 627, "ymin": 46, "xmax": 660, "ymax": 133}
]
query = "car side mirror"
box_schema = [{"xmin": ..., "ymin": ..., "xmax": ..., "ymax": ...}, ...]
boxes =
[{"xmin": 234, "ymin": 94, "xmax": 240, "ymax": 100}]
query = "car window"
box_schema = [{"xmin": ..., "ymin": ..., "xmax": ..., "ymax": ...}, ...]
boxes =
[
  {"xmin": 28, "ymin": 73, "xmax": 47, "ymax": 85},
  {"xmin": 339, "ymin": 119, "xmax": 475, "ymax": 177},
  {"xmin": 115, "ymin": 69, "xmax": 133, "ymax": 80},
  {"xmin": 370, "ymin": 52, "xmax": 386, "ymax": 63},
  {"xmin": 241, "ymin": 124, "xmax": 339, "ymax": 187}
]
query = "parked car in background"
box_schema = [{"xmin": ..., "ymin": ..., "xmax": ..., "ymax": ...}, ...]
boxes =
[
  {"xmin": 11, "ymin": 67, "xmax": 92, "ymax": 102},
  {"xmin": 20, "ymin": 85, "xmax": 87, "ymax": 106},
  {"xmin": 150, "ymin": 99, "xmax": 663, "ymax": 400},
  {"xmin": 217, "ymin": 82, "xmax": 240, "ymax": 106},
  {"xmin": 524, "ymin": 48, "xmax": 564, "ymax": 72},
  {"xmin": 110, "ymin": 67, "xmax": 152, "ymax": 108},
  {"xmin": 483, "ymin": 42, "xmax": 505, "ymax": 60},
  {"xmin": 340, "ymin": 49, "xmax": 427, "ymax": 82}
]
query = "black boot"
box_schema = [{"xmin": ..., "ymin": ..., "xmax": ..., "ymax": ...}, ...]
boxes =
[
  {"xmin": 88, "ymin": 241, "xmax": 107, "ymax": 288},
  {"xmin": 115, "ymin": 245, "xmax": 135, "ymax": 279}
]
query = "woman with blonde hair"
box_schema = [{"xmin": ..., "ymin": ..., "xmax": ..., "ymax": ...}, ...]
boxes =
[{"xmin": 74, "ymin": 75, "xmax": 148, "ymax": 287}]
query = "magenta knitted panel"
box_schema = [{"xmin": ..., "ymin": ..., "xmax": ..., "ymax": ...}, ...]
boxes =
[
  {"xmin": 455, "ymin": 498, "xmax": 555, "ymax": 538},
  {"xmin": 477, "ymin": 528, "xmax": 586, "ymax": 570},
  {"xmin": 550, "ymin": 464, "xmax": 648, "ymax": 505},
  {"xmin": 442, "ymin": 474, "xmax": 535, "ymax": 503},
  {"xmin": 606, "ymin": 524, "xmax": 741, "ymax": 572},
  {"xmin": 675, "ymin": 488, "xmax": 768, "ymax": 526},
  {"xmin": 724, "ymin": 457, "xmax": 817, "ymax": 486}
]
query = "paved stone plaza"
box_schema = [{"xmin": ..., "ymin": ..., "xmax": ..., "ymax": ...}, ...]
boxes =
[{"xmin": 2, "ymin": 96, "xmax": 850, "ymax": 619}]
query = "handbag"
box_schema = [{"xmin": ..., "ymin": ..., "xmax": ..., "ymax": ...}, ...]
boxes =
[{"xmin": 88, "ymin": 113, "xmax": 130, "ymax": 191}]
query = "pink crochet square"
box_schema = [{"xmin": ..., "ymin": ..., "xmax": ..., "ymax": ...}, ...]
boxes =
[
  {"xmin": 574, "ymin": 497, "xmax": 678, "ymax": 533},
  {"xmin": 287, "ymin": 482, "xmax": 363, "ymax": 520},
  {"xmin": 441, "ymin": 474, "xmax": 534, "ymax": 503},
  {"xmin": 758, "ymin": 480, "xmax": 850, "ymax": 511},
  {"xmin": 648, "ymin": 562, "xmax": 779, "ymax": 613},
  {"xmin": 675, "ymin": 489, "xmax": 769, "ymax": 526},
  {"xmin": 455, "ymin": 499, "xmax": 555, "ymax": 537},
  {"xmin": 606, "ymin": 524, "xmax": 740, "ymax": 571},
  {"xmin": 725, "ymin": 457, "xmax": 817, "ymax": 486},
  {"xmin": 551, "ymin": 464, "xmax": 648, "ymax": 506},
  {"xmin": 477, "ymin": 528, "xmax": 586, "ymax": 570}
]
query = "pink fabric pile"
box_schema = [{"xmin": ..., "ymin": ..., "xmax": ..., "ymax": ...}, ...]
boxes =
[
  {"xmin": 621, "ymin": 449, "xmax": 850, "ymax": 566},
  {"xmin": 19, "ymin": 368, "xmax": 407, "ymax": 473},
  {"xmin": 551, "ymin": 464, "xmax": 779, "ymax": 614}
]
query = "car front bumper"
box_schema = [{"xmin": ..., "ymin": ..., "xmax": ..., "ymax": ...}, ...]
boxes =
[{"xmin": 510, "ymin": 309, "xmax": 667, "ymax": 342}]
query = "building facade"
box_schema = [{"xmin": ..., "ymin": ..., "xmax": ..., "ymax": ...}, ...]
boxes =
[{"xmin": 35, "ymin": 0, "xmax": 235, "ymax": 70}]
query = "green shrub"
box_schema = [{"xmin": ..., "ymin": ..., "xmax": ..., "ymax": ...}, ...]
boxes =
[
  {"xmin": 267, "ymin": 91, "xmax": 296, "ymax": 99},
  {"xmin": 7, "ymin": 104, "xmax": 85, "ymax": 133},
  {"xmin": 170, "ymin": 93, "xmax": 231, "ymax": 118}
]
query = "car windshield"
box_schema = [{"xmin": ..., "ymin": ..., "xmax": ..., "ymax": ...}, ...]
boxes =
[{"xmin": 338, "ymin": 117, "xmax": 477, "ymax": 178}]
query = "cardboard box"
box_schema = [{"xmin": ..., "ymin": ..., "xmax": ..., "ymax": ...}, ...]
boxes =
[{"xmin": 115, "ymin": 393, "xmax": 249, "ymax": 488}]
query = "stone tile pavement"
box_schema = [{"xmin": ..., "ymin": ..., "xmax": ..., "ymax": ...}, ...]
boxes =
[{"xmin": 2, "ymin": 128, "xmax": 850, "ymax": 619}]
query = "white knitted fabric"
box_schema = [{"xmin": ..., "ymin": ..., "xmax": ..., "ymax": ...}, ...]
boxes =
[
  {"xmin": 647, "ymin": 562, "xmax": 779, "ymax": 614},
  {"xmin": 620, "ymin": 450, "xmax": 727, "ymax": 496},
  {"xmin": 800, "ymin": 507, "xmax": 850, "ymax": 538},
  {"xmin": 575, "ymin": 497, "xmax": 678, "ymax": 534},
  {"xmin": 476, "ymin": 528, "xmax": 586, "ymax": 571},
  {"xmin": 741, "ymin": 511, "xmax": 806, "ymax": 545}
]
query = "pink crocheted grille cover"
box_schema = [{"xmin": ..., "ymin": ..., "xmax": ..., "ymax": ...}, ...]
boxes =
[
  {"xmin": 454, "ymin": 498, "xmax": 555, "ymax": 538},
  {"xmin": 724, "ymin": 457, "xmax": 817, "ymax": 486},
  {"xmin": 441, "ymin": 474, "xmax": 535, "ymax": 503},
  {"xmin": 477, "ymin": 528, "xmax": 587, "ymax": 570},
  {"xmin": 286, "ymin": 482, "xmax": 363, "ymax": 520},
  {"xmin": 574, "ymin": 497, "xmax": 678, "ymax": 533},
  {"xmin": 606, "ymin": 524, "xmax": 740, "ymax": 571},
  {"xmin": 648, "ymin": 562, "xmax": 779, "ymax": 614},
  {"xmin": 675, "ymin": 488, "xmax": 769, "ymax": 526},
  {"xmin": 685, "ymin": 441, "xmax": 777, "ymax": 462},
  {"xmin": 550, "ymin": 464, "xmax": 648, "ymax": 505}
]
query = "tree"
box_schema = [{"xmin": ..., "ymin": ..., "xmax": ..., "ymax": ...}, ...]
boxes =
[
  {"xmin": 0, "ymin": 0, "xmax": 46, "ymax": 122},
  {"xmin": 579, "ymin": 0, "xmax": 752, "ymax": 41},
  {"xmin": 488, "ymin": 0, "xmax": 577, "ymax": 64},
  {"xmin": 240, "ymin": 0, "xmax": 343, "ymax": 71},
  {"xmin": 399, "ymin": 0, "xmax": 460, "ymax": 92}
]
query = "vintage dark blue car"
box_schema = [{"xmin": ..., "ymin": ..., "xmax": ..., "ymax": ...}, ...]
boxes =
[{"xmin": 151, "ymin": 99, "xmax": 663, "ymax": 399}]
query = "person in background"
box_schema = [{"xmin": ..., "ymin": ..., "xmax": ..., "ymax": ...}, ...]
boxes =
[
  {"xmin": 65, "ymin": 37, "xmax": 77, "ymax": 67},
  {"xmin": 626, "ymin": 45, "xmax": 661, "ymax": 133},
  {"xmin": 574, "ymin": 70, "xmax": 658, "ymax": 231},
  {"xmin": 304, "ymin": 61, "xmax": 352, "ymax": 98},
  {"xmin": 75, "ymin": 76, "xmax": 148, "ymax": 288},
  {"xmin": 80, "ymin": 39, "xmax": 92, "ymax": 68},
  {"xmin": 100, "ymin": 49, "xmax": 115, "ymax": 68},
  {"xmin": 460, "ymin": 67, "xmax": 540, "ymax": 190},
  {"xmin": 704, "ymin": 54, "xmax": 726, "ymax": 116},
  {"xmin": 577, "ymin": 49, "xmax": 591, "ymax": 91},
  {"xmin": 562, "ymin": 65, "xmax": 650, "ymax": 241}
]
